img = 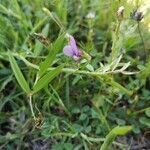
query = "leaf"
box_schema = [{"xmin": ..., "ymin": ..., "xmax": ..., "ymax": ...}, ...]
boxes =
[
  {"xmin": 145, "ymin": 109, "xmax": 150, "ymax": 117},
  {"xmin": 33, "ymin": 65, "xmax": 63, "ymax": 93},
  {"xmin": 0, "ymin": 4, "xmax": 21, "ymax": 19},
  {"xmin": 112, "ymin": 126, "xmax": 132, "ymax": 135},
  {"xmin": 52, "ymin": 143, "xmax": 73, "ymax": 150},
  {"xmin": 100, "ymin": 126, "xmax": 132, "ymax": 150},
  {"xmin": 86, "ymin": 64, "xmax": 94, "ymax": 72},
  {"xmin": 112, "ymin": 54, "xmax": 122, "ymax": 71},
  {"xmin": 8, "ymin": 52, "xmax": 31, "ymax": 94},
  {"xmin": 120, "ymin": 62, "xmax": 131, "ymax": 72},
  {"xmin": 34, "ymin": 23, "xmax": 50, "ymax": 56},
  {"xmin": 100, "ymin": 76, "xmax": 133, "ymax": 96},
  {"xmin": 139, "ymin": 117, "xmax": 150, "ymax": 127},
  {"xmin": 38, "ymin": 34, "xmax": 64, "ymax": 77},
  {"xmin": 79, "ymin": 113, "xmax": 87, "ymax": 121}
]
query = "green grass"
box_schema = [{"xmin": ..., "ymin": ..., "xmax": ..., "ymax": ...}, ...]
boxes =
[{"xmin": 0, "ymin": 0, "xmax": 150, "ymax": 149}]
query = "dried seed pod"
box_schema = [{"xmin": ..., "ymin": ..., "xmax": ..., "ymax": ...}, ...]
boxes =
[
  {"xmin": 130, "ymin": 10, "xmax": 144, "ymax": 21},
  {"xmin": 30, "ymin": 33, "xmax": 50, "ymax": 46},
  {"xmin": 117, "ymin": 6, "xmax": 125, "ymax": 18}
]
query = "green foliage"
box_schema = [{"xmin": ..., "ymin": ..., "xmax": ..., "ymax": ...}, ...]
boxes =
[
  {"xmin": 100, "ymin": 126, "xmax": 132, "ymax": 150},
  {"xmin": 33, "ymin": 65, "xmax": 63, "ymax": 93},
  {"xmin": 8, "ymin": 52, "xmax": 31, "ymax": 94},
  {"xmin": 0, "ymin": 0, "xmax": 150, "ymax": 149},
  {"xmin": 38, "ymin": 34, "xmax": 64, "ymax": 77}
]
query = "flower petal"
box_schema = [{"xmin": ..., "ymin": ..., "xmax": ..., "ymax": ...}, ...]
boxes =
[
  {"xmin": 69, "ymin": 36, "xmax": 77, "ymax": 48},
  {"xmin": 73, "ymin": 55, "xmax": 80, "ymax": 61},
  {"xmin": 69, "ymin": 36, "xmax": 80, "ymax": 55},
  {"xmin": 63, "ymin": 45, "xmax": 74, "ymax": 57}
]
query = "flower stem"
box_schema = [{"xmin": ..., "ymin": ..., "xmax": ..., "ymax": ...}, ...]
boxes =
[
  {"xmin": 137, "ymin": 22, "xmax": 147, "ymax": 61},
  {"xmin": 5, "ymin": 52, "xmax": 132, "ymax": 96},
  {"xmin": 111, "ymin": 20, "xmax": 121, "ymax": 61},
  {"xmin": 29, "ymin": 95, "xmax": 36, "ymax": 120}
]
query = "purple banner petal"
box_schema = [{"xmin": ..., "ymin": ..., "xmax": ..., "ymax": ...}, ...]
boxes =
[{"xmin": 63, "ymin": 45, "xmax": 74, "ymax": 56}]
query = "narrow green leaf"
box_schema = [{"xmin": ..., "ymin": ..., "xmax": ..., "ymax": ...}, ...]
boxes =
[
  {"xmin": 39, "ymin": 34, "xmax": 64, "ymax": 77},
  {"xmin": 100, "ymin": 126, "xmax": 132, "ymax": 150},
  {"xmin": 109, "ymin": 79, "xmax": 133, "ymax": 96},
  {"xmin": 0, "ymin": 4, "xmax": 21, "ymax": 19},
  {"xmin": 98, "ymin": 76, "xmax": 133, "ymax": 96},
  {"xmin": 139, "ymin": 117, "xmax": 150, "ymax": 127},
  {"xmin": 112, "ymin": 126, "xmax": 132, "ymax": 135},
  {"xmin": 145, "ymin": 109, "xmax": 150, "ymax": 117},
  {"xmin": 8, "ymin": 52, "xmax": 31, "ymax": 94},
  {"xmin": 34, "ymin": 23, "xmax": 50, "ymax": 56},
  {"xmin": 33, "ymin": 65, "xmax": 63, "ymax": 93}
]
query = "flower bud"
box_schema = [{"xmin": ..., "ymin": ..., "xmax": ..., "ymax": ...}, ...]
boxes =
[
  {"xmin": 130, "ymin": 10, "xmax": 144, "ymax": 21},
  {"xmin": 86, "ymin": 12, "xmax": 95, "ymax": 19},
  {"xmin": 117, "ymin": 6, "xmax": 125, "ymax": 18}
]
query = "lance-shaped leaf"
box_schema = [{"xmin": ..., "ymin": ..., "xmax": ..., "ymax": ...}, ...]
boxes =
[
  {"xmin": 39, "ymin": 34, "xmax": 64, "ymax": 77},
  {"xmin": 100, "ymin": 126, "xmax": 132, "ymax": 150},
  {"xmin": 8, "ymin": 52, "xmax": 31, "ymax": 94},
  {"xmin": 33, "ymin": 65, "xmax": 63, "ymax": 93}
]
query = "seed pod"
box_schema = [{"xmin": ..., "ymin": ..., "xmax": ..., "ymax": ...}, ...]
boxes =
[
  {"xmin": 130, "ymin": 10, "xmax": 144, "ymax": 21},
  {"xmin": 117, "ymin": 6, "xmax": 125, "ymax": 18}
]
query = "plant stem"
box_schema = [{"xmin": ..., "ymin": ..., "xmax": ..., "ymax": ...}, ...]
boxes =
[
  {"xmin": 111, "ymin": 20, "xmax": 121, "ymax": 61},
  {"xmin": 137, "ymin": 22, "xmax": 147, "ymax": 60},
  {"xmin": 23, "ymin": 16, "xmax": 50, "ymax": 45},
  {"xmin": 29, "ymin": 95, "xmax": 36, "ymax": 120},
  {"xmin": 100, "ymin": 126, "xmax": 132, "ymax": 150},
  {"xmin": 131, "ymin": 107, "xmax": 150, "ymax": 115},
  {"xmin": 4, "ymin": 52, "xmax": 132, "ymax": 95},
  {"xmin": 10, "ymin": 52, "xmax": 132, "ymax": 77}
]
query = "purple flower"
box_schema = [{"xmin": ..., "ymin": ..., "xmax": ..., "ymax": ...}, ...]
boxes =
[{"xmin": 63, "ymin": 35, "xmax": 82, "ymax": 60}]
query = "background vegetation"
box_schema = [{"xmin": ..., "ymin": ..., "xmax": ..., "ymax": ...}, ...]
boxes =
[{"xmin": 0, "ymin": 0, "xmax": 150, "ymax": 149}]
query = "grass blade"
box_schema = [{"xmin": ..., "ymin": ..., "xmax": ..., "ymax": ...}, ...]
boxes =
[
  {"xmin": 39, "ymin": 34, "xmax": 64, "ymax": 77},
  {"xmin": 8, "ymin": 52, "xmax": 31, "ymax": 94},
  {"xmin": 33, "ymin": 65, "xmax": 63, "ymax": 93}
]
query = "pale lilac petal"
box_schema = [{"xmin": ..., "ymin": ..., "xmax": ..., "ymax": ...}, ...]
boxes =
[
  {"xmin": 69, "ymin": 36, "xmax": 77, "ymax": 48},
  {"xmin": 63, "ymin": 45, "xmax": 74, "ymax": 56},
  {"xmin": 69, "ymin": 36, "xmax": 79, "ymax": 54},
  {"xmin": 63, "ymin": 35, "xmax": 82, "ymax": 60},
  {"xmin": 73, "ymin": 55, "xmax": 80, "ymax": 61}
]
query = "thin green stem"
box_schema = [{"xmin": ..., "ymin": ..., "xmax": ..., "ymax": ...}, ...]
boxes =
[
  {"xmin": 50, "ymin": 132, "xmax": 126, "ymax": 148},
  {"xmin": 111, "ymin": 20, "xmax": 121, "ymax": 61},
  {"xmin": 131, "ymin": 107, "xmax": 150, "ymax": 115},
  {"xmin": 50, "ymin": 85, "xmax": 71, "ymax": 117},
  {"xmin": 95, "ymin": 107, "xmax": 110, "ymax": 131},
  {"xmin": 66, "ymin": 76, "xmax": 70, "ymax": 107},
  {"xmin": 0, "ymin": 4, "xmax": 21, "ymax": 19},
  {"xmin": 43, "ymin": 7, "xmax": 64, "ymax": 30},
  {"xmin": 10, "ymin": 52, "xmax": 131, "ymax": 77},
  {"xmin": 23, "ymin": 16, "xmax": 50, "ymax": 45},
  {"xmin": 100, "ymin": 126, "xmax": 132, "ymax": 150},
  {"xmin": 4, "ymin": 52, "xmax": 132, "ymax": 95},
  {"xmin": 29, "ymin": 95, "xmax": 36, "ymax": 120},
  {"xmin": 137, "ymin": 22, "xmax": 147, "ymax": 60}
]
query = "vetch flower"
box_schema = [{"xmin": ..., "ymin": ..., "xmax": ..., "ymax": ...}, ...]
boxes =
[{"xmin": 63, "ymin": 35, "xmax": 82, "ymax": 60}]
